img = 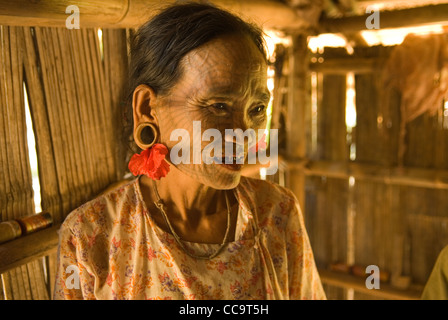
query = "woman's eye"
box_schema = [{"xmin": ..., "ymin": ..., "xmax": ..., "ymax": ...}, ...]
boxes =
[
  {"xmin": 212, "ymin": 103, "xmax": 227, "ymax": 110},
  {"xmin": 209, "ymin": 103, "xmax": 229, "ymax": 115},
  {"xmin": 251, "ymin": 105, "xmax": 266, "ymax": 114}
]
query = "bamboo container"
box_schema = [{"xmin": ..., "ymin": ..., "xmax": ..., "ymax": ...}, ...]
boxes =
[
  {"xmin": 0, "ymin": 221, "xmax": 22, "ymax": 244},
  {"xmin": 0, "ymin": 212, "xmax": 53, "ymax": 244},
  {"xmin": 16, "ymin": 212, "xmax": 53, "ymax": 235}
]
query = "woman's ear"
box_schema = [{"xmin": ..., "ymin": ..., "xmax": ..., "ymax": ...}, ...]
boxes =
[
  {"xmin": 132, "ymin": 84, "xmax": 160, "ymax": 150},
  {"xmin": 132, "ymin": 84, "xmax": 159, "ymax": 129}
]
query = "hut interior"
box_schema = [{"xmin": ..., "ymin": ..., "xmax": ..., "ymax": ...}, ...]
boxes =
[{"xmin": 1, "ymin": 0, "xmax": 448, "ymax": 300}]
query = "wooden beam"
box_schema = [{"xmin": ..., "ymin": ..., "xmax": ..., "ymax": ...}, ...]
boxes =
[
  {"xmin": 356, "ymin": 0, "xmax": 448, "ymax": 12},
  {"xmin": 318, "ymin": 269, "xmax": 423, "ymax": 300},
  {"xmin": 0, "ymin": 224, "xmax": 60, "ymax": 275},
  {"xmin": 289, "ymin": 159, "xmax": 448, "ymax": 190},
  {"xmin": 319, "ymin": 4, "xmax": 448, "ymax": 34},
  {"xmin": 310, "ymin": 57, "xmax": 375, "ymax": 74},
  {"xmin": 0, "ymin": 0, "xmax": 309, "ymax": 30}
]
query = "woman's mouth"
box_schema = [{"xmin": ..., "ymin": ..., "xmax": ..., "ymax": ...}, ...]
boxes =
[{"xmin": 219, "ymin": 162, "xmax": 243, "ymax": 171}]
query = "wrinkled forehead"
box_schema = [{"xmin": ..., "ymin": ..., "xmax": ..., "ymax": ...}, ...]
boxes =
[{"xmin": 182, "ymin": 35, "xmax": 267, "ymax": 78}]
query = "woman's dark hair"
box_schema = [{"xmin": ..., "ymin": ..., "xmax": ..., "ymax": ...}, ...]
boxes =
[
  {"xmin": 128, "ymin": 2, "xmax": 267, "ymax": 98},
  {"xmin": 122, "ymin": 2, "xmax": 267, "ymax": 161}
]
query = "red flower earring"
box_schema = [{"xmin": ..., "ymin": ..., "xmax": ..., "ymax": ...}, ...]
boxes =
[{"xmin": 128, "ymin": 122, "xmax": 170, "ymax": 180}]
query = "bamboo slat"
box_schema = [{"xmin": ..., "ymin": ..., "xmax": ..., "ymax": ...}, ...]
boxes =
[
  {"xmin": 0, "ymin": 26, "xmax": 49, "ymax": 300},
  {"xmin": 319, "ymin": 74, "xmax": 347, "ymax": 162},
  {"xmin": 50, "ymin": 28, "xmax": 81, "ymax": 211},
  {"xmin": 66, "ymin": 30, "xmax": 96, "ymax": 196},
  {"xmin": 69, "ymin": 28, "xmax": 101, "ymax": 194},
  {"xmin": 102, "ymin": 28, "xmax": 129, "ymax": 180},
  {"xmin": 85, "ymin": 28, "xmax": 115, "ymax": 186},
  {"xmin": 82, "ymin": 29, "xmax": 110, "ymax": 189},
  {"xmin": 33, "ymin": 27, "xmax": 71, "ymax": 218},
  {"xmin": 22, "ymin": 27, "xmax": 63, "ymax": 223},
  {"xmin": 53, "ymin": 28, "xmax": 82, "ymax": 210},
  {"xmin": 286, "ymin": 34, "xmax": 308, "ymax": 207},
  {"xmin": 46, "ymin": 252, "xmax": 57, "ymax": 299}
]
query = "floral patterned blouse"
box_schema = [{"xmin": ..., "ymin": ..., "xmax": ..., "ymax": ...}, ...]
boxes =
[{"xmin": 53, "ymin": 176, "xmax": 326, "ymax": 300}]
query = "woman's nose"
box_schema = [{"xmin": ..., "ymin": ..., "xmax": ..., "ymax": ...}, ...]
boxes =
[
  {"xmin": 221, "ymin": 109, "xmax": 251, "ymax": 148},
  {"xmin": 223, "ymin": 131, "xmax": 247, "ymax": 158},
  {"xmin": 232, "ymin": 110, "xmax": 250, "ymax": 131}
]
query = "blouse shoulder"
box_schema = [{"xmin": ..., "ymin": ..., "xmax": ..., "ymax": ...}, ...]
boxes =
[
  {"xmin": 60, "ymin": 178, "xmax": 137, "ymax": 237},
  {"xmin": 238, "ymin": 176, "xmax": 302, "ymax": 233},
  {"xmin": 239, "ymin": 176, "xmax": 299, "ymax": 209}
]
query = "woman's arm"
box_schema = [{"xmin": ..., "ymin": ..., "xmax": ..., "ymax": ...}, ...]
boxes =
[{"xmin": 53, "ymin": 222, "xmax": 95, "ymax": 300}]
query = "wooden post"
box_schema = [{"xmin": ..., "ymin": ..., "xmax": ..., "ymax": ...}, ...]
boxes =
[{"xmin": 286, "ymin": 34, "xmax": 308, "ymax": 207}]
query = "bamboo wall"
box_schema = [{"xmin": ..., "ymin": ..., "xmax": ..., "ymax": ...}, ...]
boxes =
[
  {"xmin": 0, "ymin": 26, "xmax": 128, "ymax": 299},
  {"xmin": 300, "ymin": 45, "xmax": 448, "ymax": 299}
]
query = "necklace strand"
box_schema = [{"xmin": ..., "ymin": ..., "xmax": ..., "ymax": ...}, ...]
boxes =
[{"xmin": 152, "ymin": 182, "xmax": 231, "ymax": 260}]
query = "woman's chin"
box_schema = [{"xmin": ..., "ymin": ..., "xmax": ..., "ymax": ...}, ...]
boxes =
[
  {"xmin": 208, "ymin": 175, "xmax": 241, "ymax": 190},
  {"xmin": 196, "ymin": 169, "xmax": 242, "ymax": 190},
  {"xmin": 176, "ymin": 163, "xmax": 242, "ymax": 190}
]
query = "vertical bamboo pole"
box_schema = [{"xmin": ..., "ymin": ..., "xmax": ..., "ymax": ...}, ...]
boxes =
[
  {"xmin": 286, "ymin": 34, "xmax": 308, "ymax": 207},
  {"xmin": 102, "ymin": 28, "xmax": 129, "ymax": 180}
]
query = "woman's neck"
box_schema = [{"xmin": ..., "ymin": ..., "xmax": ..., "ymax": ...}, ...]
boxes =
[{"xmin": 140, "ymin": 165, "xmax": 229, "ymax": 221}]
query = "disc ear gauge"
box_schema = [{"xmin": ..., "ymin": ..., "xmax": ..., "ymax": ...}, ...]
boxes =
[{"xmin": 135, "ymin": 122, "xmax": 158, "ymax": 149}]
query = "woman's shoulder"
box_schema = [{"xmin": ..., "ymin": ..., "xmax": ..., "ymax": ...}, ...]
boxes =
[
  {"xmin": 238, "ymin": 176, "xmax": 300, "ymax": 213},
  {"xmin": 61, "ymin": 178, "xmax": 137, "ymax": 236},
  {"xmin": 238, "ymin": 177, "xmax": 303, "ymax": 237}
]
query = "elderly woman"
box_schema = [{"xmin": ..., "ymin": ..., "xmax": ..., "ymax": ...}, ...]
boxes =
[{"xmin": 54, "ymin": 3, "xmax": 325, "ymax": 300}]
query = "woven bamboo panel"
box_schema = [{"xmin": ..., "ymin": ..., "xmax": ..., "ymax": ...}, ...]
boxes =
[
  {"xmin": 0, "ymin": 25, "xmax": 49, "ymax": 300},
  {"xmin": 0, "ymin": 25, "xmax": 128, "ymax": 299},
  {"xmin": 318, "ymin": 74, "xmax": 347, "ymax": 162}
]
